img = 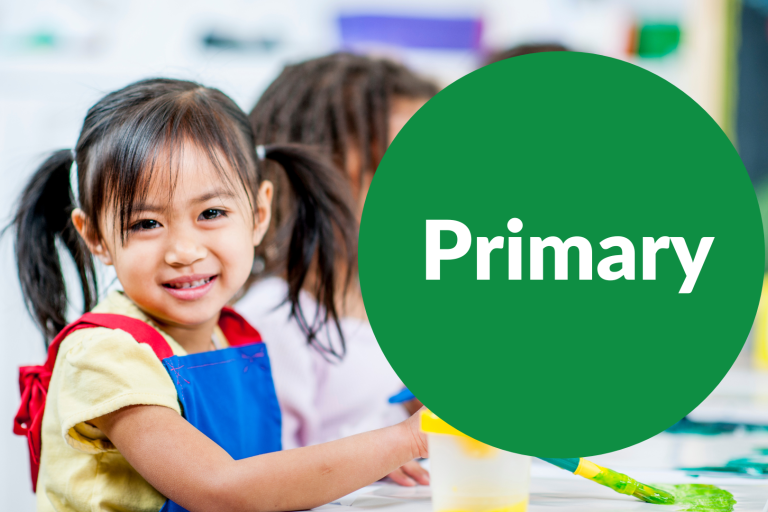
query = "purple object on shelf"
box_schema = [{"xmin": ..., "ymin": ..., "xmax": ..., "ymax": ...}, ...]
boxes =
[{"xmin": 339, "ymin": 15, "xmax": 483, "ymax": 51}]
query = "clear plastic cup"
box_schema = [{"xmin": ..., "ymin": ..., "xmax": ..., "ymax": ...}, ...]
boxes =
[{"xmin": 422, "ymin": 411, "xmax": 530, "ymax": 512}]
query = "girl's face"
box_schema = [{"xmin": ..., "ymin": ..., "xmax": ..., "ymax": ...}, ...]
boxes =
[
  {"xmin": 387, "ymin": 96, "xmax": 428, "ymax": 146},
  {"xmin": 74, "ymin": 144, "xmax": 272, "ymax": 329}
]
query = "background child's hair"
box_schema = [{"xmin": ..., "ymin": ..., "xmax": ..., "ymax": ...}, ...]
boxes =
[
  {"xmin": 12, "ymin": 78, "xmax": 355, "ymax": 348},
  {"xmin": 247, "ymin": 52, "xmax": 437, "ymax": 294},
  {"xmin": 484, "ymin": 43, "xmax": 569, "ymax": 65},
  {"xmin": 251, "ymin": 52, "xmax": 438, "ymax": 184}
]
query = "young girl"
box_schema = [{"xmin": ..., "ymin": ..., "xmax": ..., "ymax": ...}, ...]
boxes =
[
  {"xmin": 12, "ymin": 78, "xmax": 428, "ymax": 512},
  {"xmin": 237, "ymin": 54, "xmax": 437, "ymax": 484}
]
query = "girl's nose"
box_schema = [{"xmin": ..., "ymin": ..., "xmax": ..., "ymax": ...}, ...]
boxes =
[{"xmin": 165, "ymin": 236, "xmax": 208, "ymax": 267}]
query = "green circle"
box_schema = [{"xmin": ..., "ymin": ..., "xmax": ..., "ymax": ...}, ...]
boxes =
[{"xmin": 359, "ymin": 52, "xmax": 764, "ymax": 457}]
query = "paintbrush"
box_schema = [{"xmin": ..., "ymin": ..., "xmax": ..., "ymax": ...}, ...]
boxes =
[{"xmin": 540, "ymin": 457, "xmax": 675, "ymax": 505}]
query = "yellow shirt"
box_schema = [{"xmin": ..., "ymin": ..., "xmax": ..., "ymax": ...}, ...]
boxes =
[{"xmin": 37, "ymin": 291, "xmax": 228, "ymax": 512}]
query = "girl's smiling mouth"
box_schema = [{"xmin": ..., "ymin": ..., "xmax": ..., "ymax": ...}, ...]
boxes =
[{"xmin": 162, "ymin": 275, "xmax": 218, "ymax": 301}]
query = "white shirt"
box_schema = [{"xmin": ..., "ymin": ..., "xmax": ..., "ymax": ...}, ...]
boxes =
[{"xmin": 236, "ymin": 277, "xmax": 409, "ymax": 449}]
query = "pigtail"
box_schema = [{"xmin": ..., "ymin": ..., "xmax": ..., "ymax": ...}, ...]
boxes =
[
  {"xmin": 12, "ymin": 150, "xmax": 97, "ymax": 345},
  {"xmin": 261, "ymin": 143, "xmax": 357, "ymax": 359}
]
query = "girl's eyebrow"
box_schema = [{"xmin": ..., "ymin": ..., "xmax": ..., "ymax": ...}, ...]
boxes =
[
  {"xmin": 132, "ymin": 203, "xmax": 165, "ymax": 213},
  {"xmin": 132, "ymin": 189, "xmax": 235, "ymax": 214},
  {"xmin": 193, "ymin": 189, "xmax": 236, "ymax": 203}
]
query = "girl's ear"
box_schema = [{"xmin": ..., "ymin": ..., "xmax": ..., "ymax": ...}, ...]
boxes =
[
  {"xmin": 71, "ymin": 209, "xmax": 113, "ymax": 266},
  {"xmin": 253, "ymin": 180, "xmax": 273, "ymax": 246}
]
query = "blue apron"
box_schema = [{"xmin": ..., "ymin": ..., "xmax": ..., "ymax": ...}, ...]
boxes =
[{"xmin": 157, "ymin": 309, "xmax": 282, "ymax": 512}]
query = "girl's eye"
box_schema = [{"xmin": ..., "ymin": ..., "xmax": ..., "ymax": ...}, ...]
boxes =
[
  {"xmin": 200, "ymin": 209, "xmax": 226, "ymax": 221},
  {"xmin": 130, "ymin": 219, "xmax": 160, "ymax": 232}
]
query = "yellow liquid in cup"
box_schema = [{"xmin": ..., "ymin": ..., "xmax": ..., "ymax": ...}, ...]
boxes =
[{"xmin": 440, "ymin": 500, "xmax": 528, "ymax": 512}]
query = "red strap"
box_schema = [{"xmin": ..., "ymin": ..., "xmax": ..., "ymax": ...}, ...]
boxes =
[
  {"xmin": 77, "ymin": 313, "xmax": 174, "ymax": 359},
  {"xmin": 13, "ymin": 313, "xmax": 171, "ymax": 492},
  {"xmin": 219, "ymin": 307, "xmax": 263, "ymax": 346},
  {"xmin": 15, "ymin": 309, "xmax": 260, "ymax": 492}
]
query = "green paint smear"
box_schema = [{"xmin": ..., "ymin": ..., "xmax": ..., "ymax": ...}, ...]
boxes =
[
  {"xmin": 591, "ymin": 468, "xmax": 675, "ymax": 504},
  {"xmin": 591, "ymin": 470, "xmax": 735, "ymax": 510},
  {"xmin": 652, "ymin": 484, "xmax": 736, "ymax": 512}
]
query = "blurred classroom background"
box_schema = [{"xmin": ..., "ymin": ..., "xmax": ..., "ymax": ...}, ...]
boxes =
[{"xmin": 2, "ymin": 0, "xmax": 768, "ymax": 508}]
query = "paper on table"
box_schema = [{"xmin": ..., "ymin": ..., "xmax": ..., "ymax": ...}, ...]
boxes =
[
  {"xmin": 370, "ymin": 486, "xmax": 432, "ymax": 499},
  {"xmin": 314, "ymin": 484, "xmax": 431, "ymax": 512}
]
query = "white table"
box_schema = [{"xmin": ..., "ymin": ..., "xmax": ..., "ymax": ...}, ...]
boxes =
[{"xmin": 318, "ymin": 467, "xmax": 768, "ymax": 511}]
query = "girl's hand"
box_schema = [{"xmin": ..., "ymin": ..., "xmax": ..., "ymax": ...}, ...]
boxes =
[
  {"xmin": 401, "ymin": 406, "xmax": 429, "ymax": 460},
  {"xmin": 388, "ymin": 409, "xmax": 429, "ymax": 486},
  {"xmin": 387, "ymin": 460, "xmax": 430, "ymax": 486}
]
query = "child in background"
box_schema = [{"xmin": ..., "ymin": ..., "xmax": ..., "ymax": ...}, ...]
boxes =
[
  {"xmin": 12, "ymin": 78, "xmax": 428, "ymax": 512},
  {"xmin": 237, "ymin": 53, "xmax": 437, "ymax": 485}
]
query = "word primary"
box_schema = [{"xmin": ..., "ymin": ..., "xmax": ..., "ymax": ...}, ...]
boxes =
[{"xmin": 426, "ymin": 218, "xmax": 714, "ymax": 293}]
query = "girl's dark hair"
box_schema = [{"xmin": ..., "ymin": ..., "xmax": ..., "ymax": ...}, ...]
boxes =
[
  {"xmin": 248, "ymin": 52, "xmax": 437, "ymax": 299},
  {"xmin": 12, "ymin": 78, "xmax": 355, "ymax": 350}
]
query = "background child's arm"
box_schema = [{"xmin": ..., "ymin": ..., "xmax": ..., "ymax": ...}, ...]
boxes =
[{"xmin": 92, "ymin": 404, "xmax": 428, "ymax": 512}]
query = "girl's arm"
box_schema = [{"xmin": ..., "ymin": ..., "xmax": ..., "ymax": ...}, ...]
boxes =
[{"xmin": 93, "ymin": 404, "xmax": 428, "ymax": 512}]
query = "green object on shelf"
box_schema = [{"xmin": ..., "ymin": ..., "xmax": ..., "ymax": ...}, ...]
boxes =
[{"xmin": 637, "ymin": 23, "xmax": 681, "ymax": 58}]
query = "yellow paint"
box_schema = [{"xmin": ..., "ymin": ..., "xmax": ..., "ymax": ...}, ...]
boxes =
[{"xmin": 440, "ymin": 500, "xmax": 528, "ymax": 512}]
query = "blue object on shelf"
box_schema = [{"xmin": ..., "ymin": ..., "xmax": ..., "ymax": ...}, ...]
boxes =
[{"xmin": 339, "ymin": 15, "xmax": 483, "ymax": 51}]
